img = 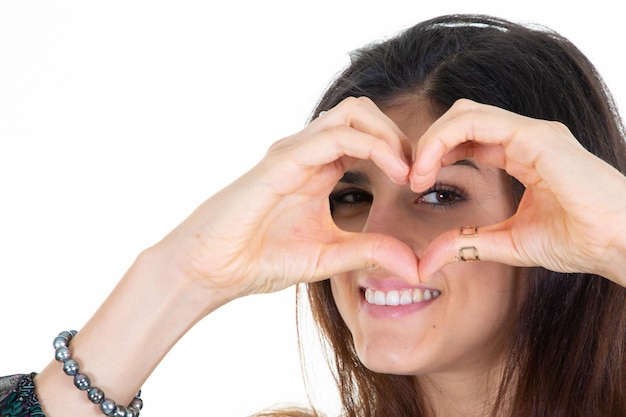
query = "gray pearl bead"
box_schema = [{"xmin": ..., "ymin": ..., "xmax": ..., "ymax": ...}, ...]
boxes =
[
  {"xmin": 58, "ymin": 330, "xmax": 72, "ymax": 339},
  {"xmin": 101, "ymin": 399, "xmax": 117, "ymax": 416},
  {"xmin": 113, "ymin": 405, "xmax": 130, "ymax": 417},
  {"xmin": 52, "ymin": 336, "xmax": 68, "ymax": 349},
  {"xmin": 130, "ymin": 397, "xmax": 143, "ymax": 411},
  {"xmin": 54, "ymin": 346, "xmax": 71, "ymax": 362},
  {"xmin": 73, "ymin": 373, "xmax": 91, "ymax": 390},
  {"xmin": 62, "ymin": 359, "xmax": 79, "ymax": 376},
  {"xmin": 88, "ymin": 387, "xmax": 105, "ymax": 404}
]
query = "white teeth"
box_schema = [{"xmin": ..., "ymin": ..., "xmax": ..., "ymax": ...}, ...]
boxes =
[
  {"xmin": 386, "ymin": 290, "xmax": 400, "ymax": 306},
  {"xmin": 364, "ymin": 287, "xmax": 440, "ymax": 306},
  {"xmin": 373, "ymin": 289, "xmax": 386, "ymax": 305},
  {"xmin": 400, "ymin": 290, "xmax": 412, "ymax": 305}
]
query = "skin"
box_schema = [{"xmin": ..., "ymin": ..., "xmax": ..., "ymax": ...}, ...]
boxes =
[
  {"xmin": 34, "ymin": 96, "xmax": 626, "ymax": 417},
  {"xmin": 329, "ymin": 98, "xmax": 526, "ymax": 414},
  {"xmin": 412, "ymin": 100, "xmax": 626, "ymax": 284}
]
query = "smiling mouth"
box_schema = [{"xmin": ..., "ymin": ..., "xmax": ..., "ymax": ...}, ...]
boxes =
[{"xmin": 364, "ymin": 287, "xmax": 441, "ymax": 306}]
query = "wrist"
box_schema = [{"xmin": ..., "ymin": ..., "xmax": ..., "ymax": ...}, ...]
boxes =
[
  {"xmin": 134, "ymin": 244, "xmax": 232, "ymax": 319},
  {"xmin": 598, "ymin": 235, "xmax": 626, "ymax": 287}
]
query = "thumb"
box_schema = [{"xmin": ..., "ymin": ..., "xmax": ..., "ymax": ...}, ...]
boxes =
[
  {"xmin": 418, "ymin": 223, "xmax": 523, "ymax": 281},
  {"xmin": 316, "ymin": 232, "xmax": 420, "ymax": 284}
]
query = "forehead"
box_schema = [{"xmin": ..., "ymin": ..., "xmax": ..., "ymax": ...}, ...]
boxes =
[{"xmin": 382, "ymin": 97, "xmax": 438, "ymax": 147}]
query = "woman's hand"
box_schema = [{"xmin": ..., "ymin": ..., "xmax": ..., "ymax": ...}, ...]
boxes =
[
  {"xmin": 413, "ymin": 99, "xmax": 626, "ymax": 286},
  {"xmin": 43, "ymin": 98, "xmax": 421, "ymax": 417},
  {"xmin": 152, "ymin": 97, "xmax": 420, "ymax": 309}
]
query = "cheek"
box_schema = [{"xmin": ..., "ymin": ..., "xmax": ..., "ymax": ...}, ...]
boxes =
[
  {"xmin": 329, "ymin": 274, "xmax": 363, "ymax": 334},
  {"xmin": 332, "ymin": 211, "xmax": 369, "ymax": 233},
  {"xmin": 441, "ymin": 262, "xmax": 524, "ymax": 334},
  {"xmin": 329, "ymin": 275, "xmax": 353, "ymax": 311}
]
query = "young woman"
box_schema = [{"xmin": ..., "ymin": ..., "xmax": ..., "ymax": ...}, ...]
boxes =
[{"xmin": 2, "ymin": 14, "xmax": 626, "ymax": 417}]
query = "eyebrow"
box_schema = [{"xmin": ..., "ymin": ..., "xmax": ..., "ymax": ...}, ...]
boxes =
[
  {"xmin": 338, "ymin": 171, "xmax": 370, "ymax": 186},
  {"xmin": 451, "ymin": 159, "xmax": 479, "ymax": 170}
]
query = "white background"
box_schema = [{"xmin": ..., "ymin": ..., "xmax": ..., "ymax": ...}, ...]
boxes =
[{"xmin": 1, "ymin": 1, "xmax": 624, "ymax": 416}]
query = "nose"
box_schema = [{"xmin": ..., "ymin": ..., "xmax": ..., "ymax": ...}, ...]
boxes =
[{"xmin": 361, "ymin": 194, "xmax": 421, "ymax": 251}]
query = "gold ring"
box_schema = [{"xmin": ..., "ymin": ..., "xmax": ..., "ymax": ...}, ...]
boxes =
[
  {"xmin": 459, "ymin": 246, "xmax": 480, "ymax": 262},
  {"xmin": 460, "ymin": 226, "xmax": 479, "ymax": 237}
]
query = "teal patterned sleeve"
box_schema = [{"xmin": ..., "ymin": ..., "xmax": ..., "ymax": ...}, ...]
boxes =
[{"xmin": 0, "ymin": 374, "xmax": 45, "ymax": 417}]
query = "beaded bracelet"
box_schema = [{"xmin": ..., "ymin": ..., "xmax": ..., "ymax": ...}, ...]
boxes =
[{"xmin": 53, "ymin": 330, "xmax": 144, "ymax": 417}]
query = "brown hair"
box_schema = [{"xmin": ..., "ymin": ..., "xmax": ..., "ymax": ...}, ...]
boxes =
[{"xmin": 295, "ymin": 14, "xmax": 626, "ymax": 417}]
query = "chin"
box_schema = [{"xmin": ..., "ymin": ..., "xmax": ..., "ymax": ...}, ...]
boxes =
[
  {"xmin": 360, "ymin": 358, "xmax": 418, "ymax": 376},
  {"xmin": 352, "ymin": 335, "xmax": 432, "ymax": 376}
]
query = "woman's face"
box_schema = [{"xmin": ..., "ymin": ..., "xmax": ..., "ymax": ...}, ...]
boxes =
[{"xmin": 329, "ymin": 99, "xmax": 524, "ymax": 378}]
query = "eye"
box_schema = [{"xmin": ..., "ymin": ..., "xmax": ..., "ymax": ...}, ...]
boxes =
[
  {"xmin": 329, "ymin": 188, "xmax": 372, "ymax": 208},
  {"xmin": 416, "ymin": 184, "xmax": 466, "ymax": 206},
  {"xmin": 329, "ymin": 188, "xmax": 372, "ymax": 231},
  {"xmin": 329, "ymin": 188, "xmax": 373, "ymax": 218}
]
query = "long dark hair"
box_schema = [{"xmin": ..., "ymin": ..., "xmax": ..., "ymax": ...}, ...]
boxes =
[{"xmin": 301, "ymin": 14, "xmax": 626, "ymax": 417}]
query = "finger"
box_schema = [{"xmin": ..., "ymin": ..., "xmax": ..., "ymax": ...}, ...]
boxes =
[
  {"xmin": 418, "ymin": 223, "xmax": 527, "ymax": 281},
  {"xmin": 410, "ymin": 100, "xmax": 520, "ymax": 191},
  {"xmin": 409, "ymin": 99, "xmax": 583, "ymax": 191},
  {"xmin": 313, "ymin": 232, "xmax": 420, "ymax": 285},
  {"xmin": 440, "ymin": 142, "xmax": 507, "ymax": 171},
  {"xmin": 268, "ymin": 124, "xmax": 410, "ymax": 190},
  {"xmin": 312, "ymin": 97, "xmax": 412, "ymax": 161},
  {"xmin": 307, "ymin": 125, "xmax": 409, "ymax": 183},
  {"xmin": 433, "ymin": 142, "xmax": 548, "ymax": 189}
]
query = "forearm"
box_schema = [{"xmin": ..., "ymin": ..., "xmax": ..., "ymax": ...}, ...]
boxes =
[{"xmin": 34, "ymin": 246, "xmax": 225, "ymax": 417}]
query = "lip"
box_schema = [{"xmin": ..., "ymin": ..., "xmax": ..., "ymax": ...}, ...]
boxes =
[{"xmin": 358, "ymin": 277, "xmax": 440, "ymax": 293}]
